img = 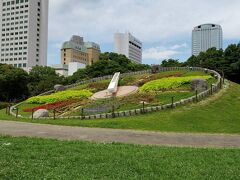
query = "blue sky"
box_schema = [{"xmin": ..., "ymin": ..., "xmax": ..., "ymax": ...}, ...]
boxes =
[{"xmin": 47, "ymin": 0, "xmax": 240, "ymax": 65}]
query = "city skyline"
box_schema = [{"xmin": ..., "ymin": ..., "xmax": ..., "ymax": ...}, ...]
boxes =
[{"xmin": 48, "ymin": 0, "xmax": 240, "ymax": 65}]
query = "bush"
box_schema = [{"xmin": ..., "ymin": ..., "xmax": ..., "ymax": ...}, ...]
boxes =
[
  {"xmin": 140, "ymin": 76, "xmax": 212, "ymax": 92},
  {"xmin": 0, "ymin": 102, "xmax": 9, "ymax": 110},
  {"xmin": 26, "ymin": 90, "xmax": 93, "ymax": 104}
]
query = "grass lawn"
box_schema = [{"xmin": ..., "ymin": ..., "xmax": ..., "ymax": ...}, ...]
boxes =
[
  {"xmin": 0, "ymin": 136, "xmax": 239, "ymax": 179},
  {"xmin": 69, "ymin": 81, "xmax": 239, "ymax": 134},
  {"xmin": 14, "ymin": 103, "xmax": 40, "ymax": 118}
]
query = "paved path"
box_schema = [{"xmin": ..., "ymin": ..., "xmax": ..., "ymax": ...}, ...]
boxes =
[{"xmin": 0, "ymin": 120, "xmax": 240, "ymax": 148}]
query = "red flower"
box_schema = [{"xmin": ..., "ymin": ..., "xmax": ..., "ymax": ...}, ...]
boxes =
[{"xmin": 23, "ymin": 100, "xmax": 78, "ymax": 112}]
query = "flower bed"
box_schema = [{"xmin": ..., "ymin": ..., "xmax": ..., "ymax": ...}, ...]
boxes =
[
  {"xmin": 23, "ymin": 100, "xmax": 79, "ymax": 112},
  {"xmin": 26, "ymin": 90, "xmax": 93, "ymax": 104},
  {"xmin": 140, "ymin": 76, "xmax": 212, "ymax": 92}
]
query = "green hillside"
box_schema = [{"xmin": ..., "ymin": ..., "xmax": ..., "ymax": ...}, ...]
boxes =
[
  {"xmin": 0, "ymin": 81, "xmax": 239, "ymax": 134},
  {"xmin": 71, "ymin": 81, "xmax": 240, "ymax": 134}
]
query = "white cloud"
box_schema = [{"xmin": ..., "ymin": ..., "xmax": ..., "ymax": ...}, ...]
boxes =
[
  {"xmin": 49, "ymin": 0, "xmax": 240, "ymax": 43},
  {"xmin": 170, "ymin": 43, "xmax": 188, "ymax": 50},
  {"xmin": 143, "ymin": 43, "xmax": 188, "ymax": 62},
  {"xmin": 48, "ymin": 0, "xmax": 240, "ymax": 63},
  {"xmin": 143, "ymin": 47, "xmax": 178, "ymax": 60}
]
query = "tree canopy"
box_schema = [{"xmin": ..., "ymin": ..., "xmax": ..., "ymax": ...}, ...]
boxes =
[
  {"xmin": 69, "ymin": 52, "xmax": 150, "ymax": 83},
  {"xmin": 28, "ymin": 66, "xmax": 66, "ymax": 96},
  {"xmin": 161, "ymin": 44, "xmax": 240, "ymax": 83},
  {"xmin": 161, "ymin": 59, "xmax": 183, "ymax": 67},
  {"xmin": 0, "ymin": 65, "xmax": 66, "ymax": 102},
  {"xmin": 185, "ymin": 45, "xmax": 240, "ymax": 83},
  {"xmin": 0, "ymin": 64, "xmax": 29, "ymax": 101}
]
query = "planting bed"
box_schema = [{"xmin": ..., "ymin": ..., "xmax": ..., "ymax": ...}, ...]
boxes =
[{"xmin": 13, "ymin": 69, "xmax": 217, "ymax": 119}]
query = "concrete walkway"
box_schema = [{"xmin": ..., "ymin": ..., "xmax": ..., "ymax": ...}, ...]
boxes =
[{"xmin": 0, "ymin": 120, "xmax": 240, "ymax": 148}]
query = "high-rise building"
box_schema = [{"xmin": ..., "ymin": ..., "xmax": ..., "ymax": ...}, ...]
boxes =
[
  {"xmin": 61, "ymin": 35, "xmax": 101, "ymax": 66},
  {"xmin": 114, "ymin": 32, "xmax": 142, "ymax": 64},
  {"xmin": 192, "ymin": 24, "xmax": 223, "ymax": 56},
  {"xmin": 0, "ymin": 0, "xmax": 49, "ymax": 70}
]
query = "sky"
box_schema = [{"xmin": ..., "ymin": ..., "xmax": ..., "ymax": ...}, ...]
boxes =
[{"xmin": 48, "ymin": 0, "xmax": 240, "ymax": 65}]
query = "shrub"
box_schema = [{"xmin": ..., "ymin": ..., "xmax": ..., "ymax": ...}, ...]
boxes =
[
  {"xmin": 0, "ymin": 102, "xmax": 9, "ymax": 110},
  {"xmin": 26, "ymin": 90, "xmax": 93, "ymax": 104},
  {"xmin": 140, "ymin": 76, "xmax": 212, "ymax": 92}
]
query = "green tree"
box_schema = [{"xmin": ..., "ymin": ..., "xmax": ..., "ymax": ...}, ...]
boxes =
[
  {"xmin": 185, "ymin": 45, "xmax": 240, "ymax": 83},
  {"xmin": 70, "ymin": 52, "xmax": 150, "ymax": 83},
  {"xmin": 184, "ymin": 55, "xmax": 199, "ymax": 67},
  {"xmin": 161, "ymin": 59, "xmax": 183, "ymax": 67},
  {"xmin": 224, "ymin": 44, "xmax": 240, "ymax": 82},
  {"xmin": 0, "ymin": 64, "xmax": 29, "ymax": 101},
  {"xmin": 28, "ymin": 66, "xmax": 66, "ymax": 96}
]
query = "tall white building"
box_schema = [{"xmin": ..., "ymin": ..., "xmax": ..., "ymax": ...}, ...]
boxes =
[
  {"xmin": 192, "ymin": 24, "xmax": 223, "ymax": 56},
  {"xmin": 0, "ymin": 0, "xmax": 49, "ymax": 70},
  {"xmin": 114, "ymin": 32, "xmax": 142, "ymax": 64}
]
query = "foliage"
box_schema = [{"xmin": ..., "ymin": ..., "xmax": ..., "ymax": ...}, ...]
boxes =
[
  {"xmin": 87, "ymin": 80, "xmax": 110, "ymax": 92},
  {"xmin": 72, "ymin": 80, "xmax": 110, "ymax": 93},
  {"xmin": 159, "ymin": 44, "xmax": 240, "ymax": 84},
  {"xmin": 0, "ymin": 64, "xmax": 29, "ymax": 101},
  {"xmin": 28, "ymin": 66, "xmax": 67, "ymax": 97},
  {"xmin": 184, "ymin": 45, "xmax": 240, "ymax": 83},
  {"xmin": 119, "ymin": 76, "xmax": 138, "ymax": 86},
  {"xmin": 23, "ymin": 100, "xmax": 79, "ymax": 112},
  {"xmin": 68, "ymin": 52, "xmax": 150, "ymax": 83},
  {"xmin": 0, "ymin": 102, "xmax": 9, "ymax": 110},
  {"xmin": 161, "ymin": 59, "xmax": 183, "ymax": 67},
  {"xmin": 119, "ymin": 71, "xmax": 193, "ymax": 87},
  {"xmin": 140, "ymin": 76, "xmax": 212, "ymax": 92},
  {"xmin": 26, "ymin": 90, "xmax": 92, "ymax": 104},
  {"xmin": 0, "ymin": 65, "xmax": 68, "ymax": 102}
]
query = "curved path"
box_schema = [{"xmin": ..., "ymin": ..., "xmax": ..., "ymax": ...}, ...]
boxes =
[{"xmin": 0, "ymin": 120, "xmax": 240, "ymax": 148}]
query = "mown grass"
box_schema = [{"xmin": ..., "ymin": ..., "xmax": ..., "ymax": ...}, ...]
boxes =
[
  {"xmin": 14, "ymin": 103, "xmax": 39, "ymax": 118},
  {"xmin": 0, "ymin": 136, "xmax": 239, "ymax": 179},
  {"xmin": 68, "ymin": 82, "xmax": 239, "ymax": 134}
]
